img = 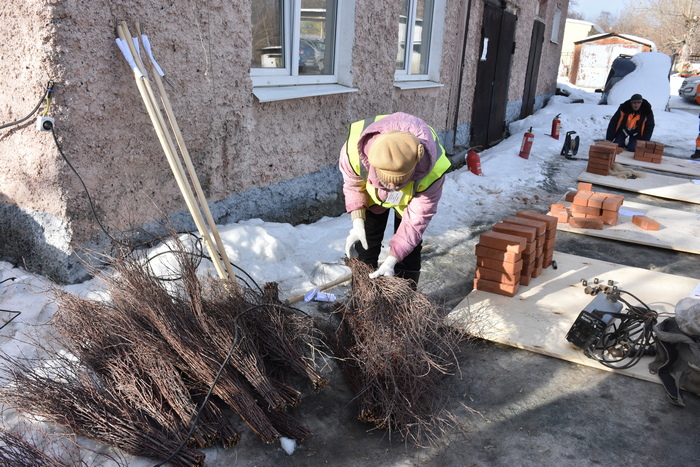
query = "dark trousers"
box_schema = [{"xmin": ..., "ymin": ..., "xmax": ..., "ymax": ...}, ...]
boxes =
[
  {"xmin": 355, "ymin": 209, "xmax": 422, "ymax": 288},
  {"xmin": 613, "ymin": 132, "xmax": 638, "ymax": 151}
]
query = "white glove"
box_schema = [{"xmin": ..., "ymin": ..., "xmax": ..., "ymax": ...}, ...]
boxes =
[
  {"xmin": 345, "ymin": 218, "xmax": 368, "ymax": 257},
  {"xmin": 369, "ymin": 256, "xmax": 399, "ymax": 279}
]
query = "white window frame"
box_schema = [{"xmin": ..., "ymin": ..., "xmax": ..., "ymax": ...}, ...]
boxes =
[
  {"xmin": 393, "ymin": 0, "xmax": 445, "ymax": 87},
  {"xmin": 251, "ymin": 0, "xmax": 342, "ymax": 88}
]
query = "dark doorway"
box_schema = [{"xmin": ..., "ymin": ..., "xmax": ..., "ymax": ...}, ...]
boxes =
[
  {"xmin": 521, "ymin": 20, "xmax": 545, "ymax": 118},
  {"xmin": 470, "ymin": 2, "xmax": 517, "ymax": 150}
]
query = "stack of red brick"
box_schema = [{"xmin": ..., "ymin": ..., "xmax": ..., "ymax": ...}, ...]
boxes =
[
  {"xmin": 633, "ymin": 141, "xmax": 664, "ymax": 163},
  {"xmin": 586, "ymin": 141, "xmax": 621, "ymax": 175},
  {"xmin": 549, "ymin": 183, "xmax": 624, "ymax": 230},
  {"xmin": 473, "ymin": 210, "xmax": 557, "ymax": 297}
]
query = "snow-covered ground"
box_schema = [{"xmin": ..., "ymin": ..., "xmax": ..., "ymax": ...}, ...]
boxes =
[{"xmin": 1, "ymin": 51, "xmax": 699, "ymax": 465}]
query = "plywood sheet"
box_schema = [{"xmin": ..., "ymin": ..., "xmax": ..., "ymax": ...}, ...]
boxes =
[
  {"xmin": 615, "ymin": 150, "xmax": 700, "ymax": 177},
  {"xmin": 577, "ymin": 170, "xmax": 700, "ymax": 204},
  {"xmin": 553, "ymin": 199, "xmax": 700, "ymax": 254},
  {"xmin": 447, "ymin": 252, "xmax": 700, "ymax": 383}
]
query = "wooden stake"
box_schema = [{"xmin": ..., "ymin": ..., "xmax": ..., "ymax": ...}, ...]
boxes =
[
  {"xmin": 135, "ymin": 22, "xmax": 236, "ymax": 282},
  {"xmin": 117, "ymin": 22, "xmax": 229, "ymax": 280}
]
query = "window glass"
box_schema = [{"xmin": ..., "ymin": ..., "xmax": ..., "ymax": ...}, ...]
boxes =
[
  {"xmin": 396, "ymin": 0, "xmax": 434, "ymax": 76},
  {"xmin": 396, "ymin": 0, "xmax": 410, "ymax": 70},
  {"xmin": 252, "ymin": 0, "xmax": 284, "ymax": 69},
  {"xmin": 300, "ymin": 0, "xmax": 336, "ymax": 75},
  {"xmin": 413, "ymin": 0, "xmax": 433, "ymax": 74},
  {"xmin": 251, "ymin": 0, "xmax": 338, "ymax": 83}
]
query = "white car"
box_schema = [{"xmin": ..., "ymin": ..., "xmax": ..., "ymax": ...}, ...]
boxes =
[{"xmin": 678, "ymin": 75, "xmax": 700, "ymax": 103}]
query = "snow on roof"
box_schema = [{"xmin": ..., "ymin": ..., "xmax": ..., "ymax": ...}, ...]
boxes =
[
  {"xmin": 574, "ymin": 32, "xmax": 657, "ymax": 51},
  {"xmin": 565, "ymin": 18, "xmax": 604, "ymax": 34}
]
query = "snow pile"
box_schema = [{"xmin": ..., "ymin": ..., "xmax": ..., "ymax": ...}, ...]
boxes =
[{"xmin": 608, "ymin": 52, "xmax": 672, "ymax": 110}]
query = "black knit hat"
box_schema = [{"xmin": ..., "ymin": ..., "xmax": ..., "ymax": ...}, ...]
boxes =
[{"xmin": 630, "ymin": 94, "xmax": 643, "ymax": 103}]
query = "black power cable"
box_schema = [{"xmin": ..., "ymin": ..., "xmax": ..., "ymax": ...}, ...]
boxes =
[
  {"xmin": 583, "ymin": 289, "xmax": 658, "ymax": 370},
  {"xmin": 50, "ymin": 125, "xmax": 120, "ymax": 245},
  {"xmin": 0, "ymin": 80, "xmax": 54, "ymax": 130}
]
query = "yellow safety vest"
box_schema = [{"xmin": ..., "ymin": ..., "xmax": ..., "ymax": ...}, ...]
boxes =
[{"xmin": 345, "ymin": 115, "xmax": 451, "ymax": 216}]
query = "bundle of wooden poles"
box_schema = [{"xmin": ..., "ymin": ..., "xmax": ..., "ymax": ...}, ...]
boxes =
[
  {"xmin": 329, "ymin": 259, "xmax": 466, "ymax": 445},
  {"xmin": 0, "ymin": 240, "xmax": 327, "ymax": 466}
]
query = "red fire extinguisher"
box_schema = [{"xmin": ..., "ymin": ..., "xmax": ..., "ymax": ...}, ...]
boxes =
[
  {"xmin": 551, "ymin": 114, "xmax": 561, "ymax": 140},
  {"xmin": 465, "ymin": 149, "xmax": 483, "ymax": 175},
  {"xmin": 519, "ymin": 127, "xmax": 534, "ymax": 159},
  {"xmin": 693, "ymin": 114, "xmax": 700, "ymax": 159}
]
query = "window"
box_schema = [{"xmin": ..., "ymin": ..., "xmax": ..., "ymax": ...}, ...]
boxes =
[
  {"xmin": 251, "ymin": 0, "xmax": 339, "ymax": 87},
  {"xmin": 394, "ymin": 0, "xmax": 445, "ymax": 86}
]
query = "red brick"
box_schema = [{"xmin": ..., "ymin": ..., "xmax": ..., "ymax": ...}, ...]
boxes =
[
  {"xmin": 543, "ymin": 254, "xmax": 553, "ymax": 269},
  {"xmin": 587, "ymin": 158, "xmax": 613, "ymax": 169},
  {"xmin": 592, "ymin": 142, "xmax": 617, "ymax": 151},
  {"xmin": 577, "ymin": 182, "xmax": 593, "ymax": 192},
  {"xmin": 601, "ymin": 194, "xmax": 624, "ymax": 211},
  {"xmin": 535, "ymin": 234, "xmax": 545, "ymax": 249},
  {"xmin": 586, "ymin": 167, "xmax": 610, "ymax": 176},
  {"xmin": 478, "ymin": 230, "xmax": 526, "ymax": 253},
  {"xmin": 569, "ymin": 217, "xmax": 604, "ymax": 229},
  {"xmin": 516, "ymin": 210, "xmax": 558, "ymax": 231},
  {"xmin": 474, "ymin": 277, "xmax": 520, "ymax": 297},
  {"xmin": 492, "ymin": 222, "xmax": 538, "ymax": 242},
  {"xmin": 475, "ymin": 267, "xmax": 520, "ymax": 285},
  {"xmin": 544, "ymin": 236, "xmax": 556, "ymax": 250},
  {"xmin": 632, "ymin": 215, "xmax": 660, "ymax": 231},
  {"xmin": 570, "ymin": 204, "xmax": 602, "ymax": 216},
  {"xmin": 600, "ymin": 212, "xmax": 619, "ymax": 226},
  {"xmin": 476, "ymin": 257, "xmax": 523, "ymax": 274},
  {"xmin": 565, "ymin": 191, "xmax": 578, "ymax": 202},
  {"xmin": 475, "ymin": 244, "xmax": 521, "ymax": 263},
  {"xmin": 522, "ymin": 241, "xmax": 536, "ymax": 255},
  {"xmin": 532, "ymin": 266, "xmax": 542, "ymax": 277},
  {"xmin": 549, "ymin": 207, "xmax": 570, "ymax": 223},
  {"xmin": 503, "ymin": 216, "xmax": 546, "ymax": 236},
  {"xmin": 589, "ymin": 150, "xmax": 615, "ymax": 161},
  {"xmin": 587, "ymin": 192, "xmax": 607, "ymax": 209},
  {"xmin": 572, "ymin": 191, "xmax": 593, "ymax": 206}
]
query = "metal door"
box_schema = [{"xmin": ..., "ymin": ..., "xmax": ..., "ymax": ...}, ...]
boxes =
[
  {"xmin": 470, "ymin": 2, "xmax": 517, "ymax": 149},
  {"xmin": 521, "ymin": 20, "xmax": 545, "ymax": 119}
]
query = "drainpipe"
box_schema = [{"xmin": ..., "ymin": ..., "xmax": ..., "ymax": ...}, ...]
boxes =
[{"xmin": 451, "ymin": 0, "xmax": 472, "ymax": 153}]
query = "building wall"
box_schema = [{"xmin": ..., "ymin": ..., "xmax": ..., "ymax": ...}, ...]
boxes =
[{"xmin": 0, "ymin": 0, "xmax": 567, "ymax": 283}]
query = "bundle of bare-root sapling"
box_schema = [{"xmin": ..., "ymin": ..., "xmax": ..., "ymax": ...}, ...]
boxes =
[
  {"xmin": 0, "ymin": 350, "xmax": 205, "ymax": 467},
  {"xmin": 331, "ymin": 259, "xmax": 465, "ymax": 445},
  {"xmin": 0, "ymin": 237, "xmax": 328, "ymax": 465}
]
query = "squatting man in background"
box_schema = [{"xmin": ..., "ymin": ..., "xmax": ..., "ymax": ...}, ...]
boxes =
[
  {"xmin": 606, "ymin": 93, "xmax": 655, "ymax": 152},
  {"xmin": 339, "ymin": 112, "xmax": 451, "ymax": 289}
]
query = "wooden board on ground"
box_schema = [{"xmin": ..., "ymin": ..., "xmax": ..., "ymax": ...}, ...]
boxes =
[
  {"xmin": 615, "ymin": 150, "xmax": 700, "ymax": 178},
  {"xmin": 553, "ymin": 199, "xmax": 700, "ymax": 254},
  {"xmin": 446, "ymin": 252, "xmax": 700, "ymax": 383},
  {"xmin": 577, "ymin": 170, "xmax": 700, "ymax": 204}
]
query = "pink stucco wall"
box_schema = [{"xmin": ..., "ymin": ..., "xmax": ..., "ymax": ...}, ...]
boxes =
[{"xmin": 0, "ymin": 0, "xmax": 566, "ymax": 282}]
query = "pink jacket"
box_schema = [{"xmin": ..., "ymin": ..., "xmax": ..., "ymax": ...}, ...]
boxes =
[{"xmin": 339, "ymin": 112, "xmax": 445, "ymax": 261}]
